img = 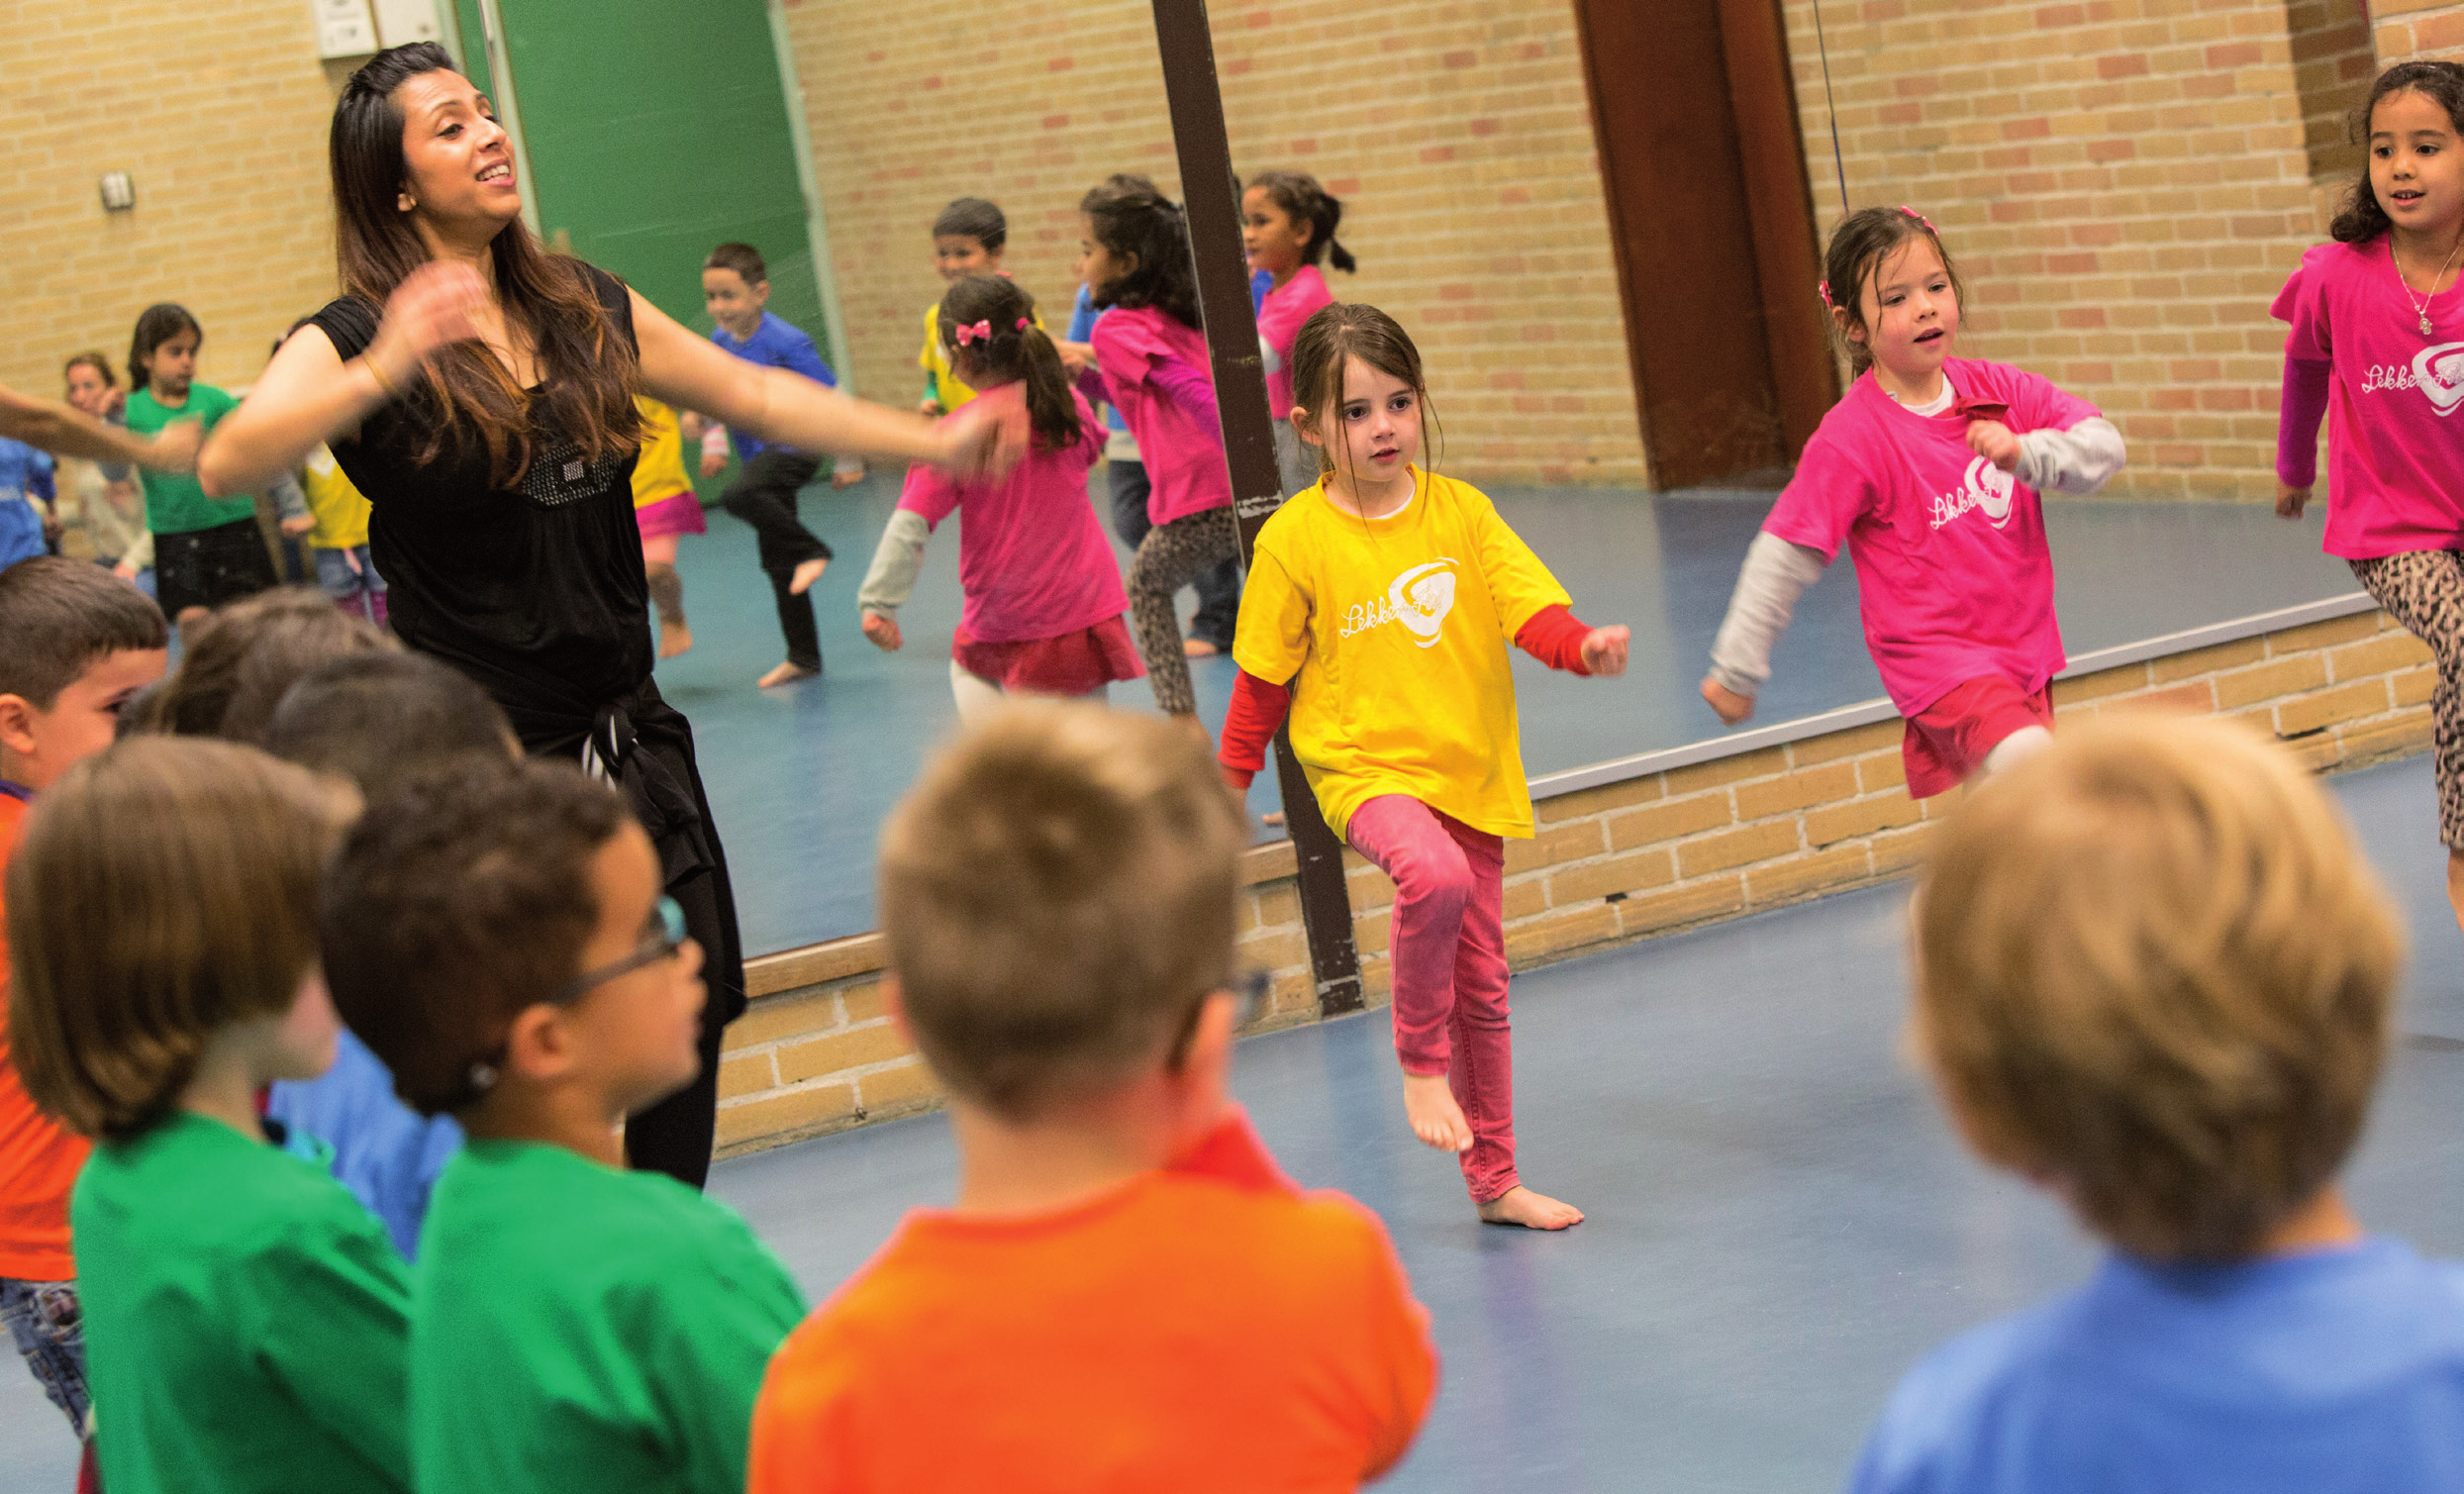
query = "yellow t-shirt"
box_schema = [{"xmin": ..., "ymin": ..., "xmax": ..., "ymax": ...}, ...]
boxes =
[
  {"xmin": 630, "ymin": 396, "xmax": 695, "ymax": 508},
  {"xmin": 1233, "ymin": 470, "xmax": 1570, "ymax": 842},
  {"xmin": 300, "ymin": 444, "xmax": 371, "ymax": 550}
]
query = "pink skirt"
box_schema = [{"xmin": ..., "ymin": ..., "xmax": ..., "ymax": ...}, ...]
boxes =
[
  {"xmin": 953, "ymin": 615, "xmax": 1145, "ymax": 696},
  {"xmin": 633, "ymin": 489, "xmax": 708, "ymax": 542}
]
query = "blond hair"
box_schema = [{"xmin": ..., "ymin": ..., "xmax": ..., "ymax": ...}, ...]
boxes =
[
  {"xmin": 878, "ymin": 703, "xmax": 1245, "ymax": 1121},
  {"xmin": 1913, "ymin": 716, "xmax": 2402, "ymax": 1259},
  {"xmin": 6, "ymin": 738, "xmax": 355, "ymax": 1139}
]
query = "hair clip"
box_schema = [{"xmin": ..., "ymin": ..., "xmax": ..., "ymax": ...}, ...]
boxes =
[
  {"xmin": 1897, "ymin": 204, "xmax": 1936, "ymax": 234},
  {"xmin": 1016, "ymin": 318, "xmax": 1030, "ymax": 331},
  {"xmin": 1818, "ymin": 280, "xmax": 1834, "ymax": 308},
  {"xmin": 952, "ymin": 319, "xmax": 993, "ymax": 347}
]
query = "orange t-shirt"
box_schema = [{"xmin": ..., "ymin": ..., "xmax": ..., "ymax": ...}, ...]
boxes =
[
  {"xmin": 747, "ymin": 1109, "xmax": 1438, "ymax": 1494},
  {"xmin": 0, "ymin": 790, "xmax": 88, "ymax": 1281}
]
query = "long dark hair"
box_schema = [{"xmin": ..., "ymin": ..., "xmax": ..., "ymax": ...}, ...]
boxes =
[
  {"xmin": 330, "ymin": 43, "xmax": 639, "ymax": 485},
  {"xmin": 1248, "ymin": 170, "xmax": 1356, "ymax": 273},
  {"xmin": 1821, "ymin": 206, "xmax": 1966, "ymax": 374},
  {"xmin": 937, "ymin": 275, "xmax": 1085, "ymax": 453},
  {"xmin": 2331, "ymin": 60, "xmax": 2464, "ymax": 245},
  {"xmin": 1080, "ymin": 175, "xmax": 1202, "ymax": 328},
  {"xmin": 1287, "ymin": 302, "xmax": 1443, "ymax": 483},
  {"xmin": 128, "ymin": 304, "xmax": 202, "ymax": 395}
]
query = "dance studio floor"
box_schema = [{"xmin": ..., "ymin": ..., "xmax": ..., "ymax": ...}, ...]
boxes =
[
  {"xmin": 5, "ymin": 756, "xmax": 2457, "ymax": 1490},
  {"xmin": 647, "ymin": 473, "xmax": 2360, "ymax": 954}
]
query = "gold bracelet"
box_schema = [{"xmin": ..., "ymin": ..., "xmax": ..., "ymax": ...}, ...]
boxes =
[{"xmin": 364, "ymin": 358, "xmax": 402, "ymax": 402}]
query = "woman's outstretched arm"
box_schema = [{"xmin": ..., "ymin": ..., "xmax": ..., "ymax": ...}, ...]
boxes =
[{"xmin": 0, "ymin": 382, "xmax": 200, "ymax": 470}]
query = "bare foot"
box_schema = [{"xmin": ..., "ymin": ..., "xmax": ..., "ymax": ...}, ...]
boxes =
[
  {"xmin": 789, "ymin": 557, "xmax": 829, "ymax": 596},
  {"xmin": 1401, "ymin": 1071, "xmax": 1473, "ymax": 1153},
  {"xmin": 658, "ymin": 623, "xmax": 694, "ymax": 659},
  {"xmin": 1478, "ymin": 1186, "xmax": 1584, "ymax": 1231},
  {"xmin": 1262, "ymin": 811, "xmax": 1286, "ymax": 827},
  {"xmin": 756, "ymin": 660, "xmax": 820, "ymax": 689},
  {"xmin": 1183, "ymin": 637, "xmax": 1222, "ymax": 657}
]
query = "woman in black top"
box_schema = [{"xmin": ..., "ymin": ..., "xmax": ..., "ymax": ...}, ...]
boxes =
[{"xmin": 201, "ymin": 43, "xmax": 1007, "ymax": 1188}]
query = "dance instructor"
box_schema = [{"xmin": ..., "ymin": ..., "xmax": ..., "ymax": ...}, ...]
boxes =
[{"xmin": 201, "ymin": 43, "xmax": 1008, "ymax": 1187}]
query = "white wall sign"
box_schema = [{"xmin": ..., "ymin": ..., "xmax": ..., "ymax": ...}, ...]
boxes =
[
  {"xmin": 313, "ymin": 0, "xmax": 378, "ymax": 58},
  {"xmin": 373, "ymin": 0, "xmax": 444, "ymax": 48}
]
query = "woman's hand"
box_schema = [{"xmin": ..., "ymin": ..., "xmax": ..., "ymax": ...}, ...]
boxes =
[
  {"xmin": 860, "ymin": 611, "xmax": 903, "ymax": 651},
  {"xmin": 145, "ymin": 419, "xmax": 204, "ymax": 473},
  {"xmin": 936, "ymin": 399, "xmax": 1026, "ymax": 483},
  {"xmin": 1701, "ymin": 676, "xmax": 1755, "ymax": 726},
  {"xmin": 2277, "ymin": 481, "xmax": 2312, "ymax": 519},
  {"xmin": 363, "ymin": 260, "xmax": 488, "ymax": 387},
  {"xmin": 1580, "ymin": 625, "xmax": 1630, "ymax": 678},
  {"xmin": 1965, "ymin": 420, "xmax": 2022, "ymax": 474}
]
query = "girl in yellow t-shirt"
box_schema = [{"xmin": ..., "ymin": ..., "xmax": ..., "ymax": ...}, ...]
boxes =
[
  {"xmin": 633, "ymin": 396, "xmax": 709, "ymax": 658},
  {"xmin": 1220, "ymin": 304, "xmax": 1629, "ymax": 1233}
]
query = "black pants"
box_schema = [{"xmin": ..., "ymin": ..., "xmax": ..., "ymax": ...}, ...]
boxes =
[
  {"xmin": 1108, "ymin": 458, "xmax": 1240, "ymax": 650},
  {"xmin": 722, "ymin": 449, "xmax": 832, "ymax": 670},
  {"xmin": 155, "ymin": 515, "xmax": 280, "ymax": 618}
]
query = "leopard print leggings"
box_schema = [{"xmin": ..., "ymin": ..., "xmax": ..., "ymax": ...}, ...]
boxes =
[
  {"xmin": 1129, "ymin": 506, "xmax": 1242, "ymax": 716},
  {"xmin": 2351, "ymin": 548, "xmax": 2464, "ymax": 847}
]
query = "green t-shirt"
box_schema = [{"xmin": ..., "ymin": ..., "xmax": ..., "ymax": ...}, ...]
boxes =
[
  {"xmin": 413, "ymin": 1140, "xmax": 808, "ymax": 1494},
  {"xmin": 126, "ymin": 383, "xmax": 252, "ymax": 535},
  {"xmin": 73, "ymin": 1110, "xmax": 414, "ymax": 1494}
]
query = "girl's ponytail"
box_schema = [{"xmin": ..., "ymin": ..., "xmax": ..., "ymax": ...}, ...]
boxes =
[
  {"xmin": 938, "ymin": 274, "xmax": 1086, "ymax": 454},
  {"xmin": 1251, "ymin": 170, "xmax": 1356, "ymax": 275},
  {"xmin": 1015, "ymin": 323, "xmax": 1085, "ymax": 454}
]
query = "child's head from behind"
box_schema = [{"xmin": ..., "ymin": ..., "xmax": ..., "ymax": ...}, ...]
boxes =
[
  {"xmin": 0, "ymin": 556, "xmax": 169, "ymax": 790},
  {"xmin": 2331, "ymin": 61, "xmax": 2464, "ymax": 246},
  {"xmin": 1078, "ymin": 175, "xmax": 1201, "ymax": 328},
  {"xmin": 6, "ymin": 738, "xmax": 353, "ymax": 1139},
  {"xmin": 1823, "ymin": 206, "xmax": 1964, "ymax": 380},
  {"xmin": 155, "ymin": 586, "xmax": 394, "ymax": 743},
  {"xmin": 1288, "ymin": 303, "xmax": 1438, "ymax": 488},
  {"xmin": 703, "ymin": 242, "xmax": 771, "ymax": 338},
  {"xmin": 879, "ymin": 703, "xmax": 1245, "ymax": 1125},
  {"xmin": 938, "ymin": 274, "xmax": 1085, "ymax": 453},
  {"xmin": 263, "ymin": 651, "xmax": 518, "ymax": 800},
  {"xmin": 1242, "ymin": 170, "xmax": 1355, "ymax": 277},
  {"xmin": 1913, "ymin": 715, "xmax": 2402, "ymax": 1261},
  {"xmin": 129, "ymin": 303, "xmax": 203, "ymax": 400},
  {"xmin": 323, "ymin": 759, "xmax": 704, "ymax": 1122},
  {"xmin": 933, "ymin": 197, "xmax": 1009, "ymax": 282}
]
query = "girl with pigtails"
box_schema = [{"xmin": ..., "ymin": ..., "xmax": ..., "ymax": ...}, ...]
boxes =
[{"xmin": 1700, "ymin": 205, "xmax": 2127, "ymax": 799}]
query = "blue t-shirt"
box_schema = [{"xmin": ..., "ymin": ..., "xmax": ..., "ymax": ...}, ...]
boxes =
[
  {"xmin": 267, "ymin": 1028, "xmax": 464, "ymax": 1261},
  {"xmin": 708, "ymin": 312, "xmax": 836, "ymax": 463},
  {"xmin": 0, "ymin": 438, "xmax": 56, "ymax": 571},
  {"xmin": 1848, "ymin": 1239, "xmax": 2464, "ymax": 1494}
]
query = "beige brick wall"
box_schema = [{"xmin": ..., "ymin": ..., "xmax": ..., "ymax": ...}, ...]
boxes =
[
  {"xmin": 1778, "ymin": 0, "xmax": 2330, "ymax": 500},
  {"xmin": 775, "ymin": 0, "xmax": 1650, "ymax": 486},
  {"xmin": 2372, "ymin": 0, "xmax": 2464, "ymax": 61},
  {"xmin": 714, "ymin": 606, "xmax": 2434, "ymax": 1156},
  {"xmin": 0, "ymin": 4, "xmax": 350, "ymax": 400}
]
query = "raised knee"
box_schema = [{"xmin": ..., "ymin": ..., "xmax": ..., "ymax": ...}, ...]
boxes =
[{"xmin": 1391, "ymin": 842, "xmax": 1476, "ymax": 909}]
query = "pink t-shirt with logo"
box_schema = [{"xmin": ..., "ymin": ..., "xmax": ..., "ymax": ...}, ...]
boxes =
[
  {"xmin": 1257, "ymin": 264, "xmax": 1334, "ymax": 419},
  {"xmin": 1091, "ymin": 304, "xmax": 1233, "ymax": 528},
  {"xmin": 2272, "ymin": 239, "xmax": 2464, "ymax": 559},
  {"xmin": 899, "ymin": 386, "xmax": 1127, "ymax": 644},
  {"xmin": 1762, "ymin": 358, "xmax": 2095, "ymax": 717}
]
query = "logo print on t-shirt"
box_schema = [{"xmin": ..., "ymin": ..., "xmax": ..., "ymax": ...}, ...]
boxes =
[
  {"xmin": 1339, "ymin": 557, "xmax": 1460, "ymax": 646},
  {"xmin": 2412, "ymin": 342, "xmax": 2464, "ymax": 416},
  {"xmin": 1928, "ymin": 459, "xmax": 2018, "ymax": 532}
]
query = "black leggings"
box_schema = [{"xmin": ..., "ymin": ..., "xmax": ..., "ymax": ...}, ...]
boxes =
[
  {"xmin": 155, "ymin": 515, "xmax": 279, "ymax": 618},
  {"xmin": 721, "ymin": 449, "xmax": 832, "ymax": 670}
]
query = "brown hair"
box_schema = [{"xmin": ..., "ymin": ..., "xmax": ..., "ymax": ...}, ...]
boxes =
[
  {"xmin": 154, "ymin": 587, "xmax": 394, "ymax": 742},
  {"xmin": 127, "ymin": 304, "xmax": 202, "ymax": 395},
  {"xmin": 330, "ymin": 42, "xmax": 641, "ymax": 487},
  {"xmin": 6, "ymin": 738, "xmax": 354, "ymax": 1140},
  {"xmin": 0, "ymin": 556, "xmax": 169, "ymax": 711},
  {"xmin": 1286, "ymin": 302, "xmax": 1443, "ymax": 482},
  {"xmin": 2332, "ymin": 60, "xmax": 2464, "ymax": 244},
  {"xmin": 878, "ymin": 703, "xmax": 1244, "ymax": 1122},
  {"xmin": 1913, "ymin": 715, "xmax": 2402, "ymax": 1260},
  {"xmin": 1822, "ymin": 205, "xmax": 1965, "ymax": 375},
  {"xmin": 1246, "ymin": 170, "xmax": 1356, "ymax": 273},
  {"xmin": 932, "ymin": 198, "xmax": 1008, "ymax": 253},
  {"xmin": 938, "ymin": 275, "xmax": 1085, "ymax": 453},
  {"xmin": 322, "ymin": 757, "xmax": 627, "ymax": 1115},
  {"xmin": 263, "ymin": 651, "xmax": 516, "ymax": 801},
  {"xmin": 61, "ymin": 350, "xmax": 118, "ymax": 390},
  {"xmin": 703, "ymin": 242, "xmax": 768, "ymax": 286},
  {"xmin": 1079, "ymin": 175, "xmax": 1201, "ymax": 328}
]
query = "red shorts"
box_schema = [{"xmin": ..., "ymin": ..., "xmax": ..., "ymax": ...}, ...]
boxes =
[
  {"xmin": 952, "ymin": 615, "xmax": 1145, "ymax": 696},
  {"xmin": 633, "ymin": 489, "xmax": 708, "ymax": 543},
  {"xmin": 1902, "ymin": 675, "xmax": 2052, "ymax": 799}
]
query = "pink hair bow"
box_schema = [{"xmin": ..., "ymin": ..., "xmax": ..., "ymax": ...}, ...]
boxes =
[
  {"xmin": 1898, "ymin": 204, "xmax": 1935, "ymax": 234},
  {"xmin": 952, "ymin": 320, "xmax": 993, "ymax": 347},
  {"xmin": 1818, "ymin": 280, "xmax": 1834, "ymax": 308}
]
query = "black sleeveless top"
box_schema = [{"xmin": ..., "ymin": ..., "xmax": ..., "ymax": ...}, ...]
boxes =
[{"xmin": 310, "ymin": 264, "xmax": 649, "ymax": 727}]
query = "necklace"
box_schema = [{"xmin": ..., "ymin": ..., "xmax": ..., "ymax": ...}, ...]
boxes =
[{"xmin": 2395, "ymin": 235, "xmax": 2464, "ymax": 338}]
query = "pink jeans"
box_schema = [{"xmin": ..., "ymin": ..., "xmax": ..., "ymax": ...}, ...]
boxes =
[{"xmin": 1345, "ymin": 795, "xmax": 1517, "ymax": 1203}]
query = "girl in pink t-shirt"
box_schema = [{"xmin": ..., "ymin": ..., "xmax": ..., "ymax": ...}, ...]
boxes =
[
  {"xmin": 1077, "ymin": 175, "xmax": 1238, "ymax": 726},
  {"xmin": 1700, "ymin": 207, "xmax": 2126, "ymax": 797},
  {"xmin": 857, "ymin": 275, "xmax": 1142, "ymax": 720},
  {"xmin": 2276, "ymin": 61, "xmax": 2464, "ymax": 929},
  {"xmin": 1242, "ymin": 171, "xmax": 1355, "ymax": 494}
]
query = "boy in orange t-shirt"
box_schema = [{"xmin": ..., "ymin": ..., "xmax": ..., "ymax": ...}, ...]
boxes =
[
  {"xmin": 0, "ymin": 557, "xmax": 169, "ymax": 1445},
  {"xmin": 748, "ymin": 704, "xmax": 1438, "ymax": 1493}
]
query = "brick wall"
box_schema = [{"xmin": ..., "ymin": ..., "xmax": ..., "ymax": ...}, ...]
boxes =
[
  {"xmin": 1777, "ymin": 0, "xmax": 2329, "ymax": 501},
  {"xmin": 773, "ymin": 0, "xmax": 1650, "ymax": 486},
  {"xmin": 2372, "ymin": 0, "xmax": 2464, "ymax": 60},
  {"xmin": 2292, "ymin": 0, "xmax": 2377, "ymax": 228},
  {"xmin": 712, "ymin": 604, "xmax": 2434, "ymax": 1155},
  {"xmin": 0, "ymin": 4, "xmax": 350, "ymax": 399}
]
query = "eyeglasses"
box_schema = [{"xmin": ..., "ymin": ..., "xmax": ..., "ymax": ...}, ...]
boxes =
[
  {"xmin": 1167, "ymin": 967, "xmax": 1273, "ymax": 1067},
  {"xmin": 462, "ymin": 897, "xmax": 689, "ymax": 1100}
]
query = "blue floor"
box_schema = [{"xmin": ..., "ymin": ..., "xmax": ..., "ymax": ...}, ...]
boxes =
[
  {"xmin": 5, "ymin": 756, "xmax": 2455, "ymax": 1490},
  {"xmin": 655, "ymin": 474, "xmax": 2362, "ymax": 953}
]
